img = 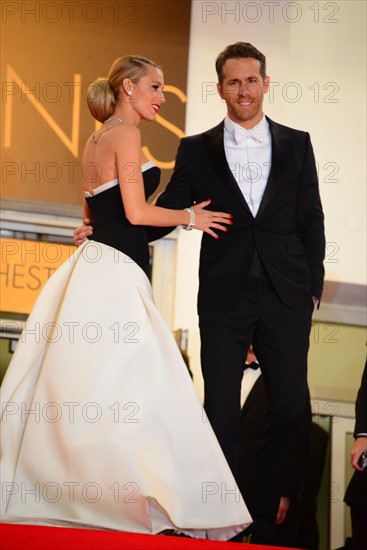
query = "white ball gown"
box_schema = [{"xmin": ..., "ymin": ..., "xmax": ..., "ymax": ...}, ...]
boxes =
[{"xmin": 0, "ymin": 163, "xmax": 252, "ymax": 540}]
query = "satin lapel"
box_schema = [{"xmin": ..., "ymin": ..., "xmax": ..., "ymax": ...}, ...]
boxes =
[
  {"xmin": 204, "ymin": 122, "xmax": 252, "ymax": 214},
  {"xmin": 256, "ymin": 118, "xmax": 289, "ymax": 219}
]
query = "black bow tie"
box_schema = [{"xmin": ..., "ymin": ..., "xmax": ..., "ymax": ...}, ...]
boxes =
[{"xmin": 244, "ymin": 362, "xmax": 260, "ymax": 371}]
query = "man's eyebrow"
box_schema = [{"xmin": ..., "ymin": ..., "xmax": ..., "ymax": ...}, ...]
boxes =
[{"xmin": 226, "ymin": 76, "xmax": 259, "ymax": 82}]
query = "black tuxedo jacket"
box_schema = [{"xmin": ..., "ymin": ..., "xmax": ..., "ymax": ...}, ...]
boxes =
[
  {"xmin": 344, "ymin": 362, "xmax": 367, "ymax": 507},
  {"xmin": 147, "ymin": 117, "xmax": 325, "ymax": 314},
  {"xmin": 354, "ymin": 361, "xmax": 367, "ymax": 438}
]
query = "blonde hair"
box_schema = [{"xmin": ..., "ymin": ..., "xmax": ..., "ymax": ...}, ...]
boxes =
[{"xmin": 87, "ymin": 55, "xmax": 160, "ymax": 122}]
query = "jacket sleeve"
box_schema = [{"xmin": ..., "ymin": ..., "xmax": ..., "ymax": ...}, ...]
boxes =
[
  {"xmin": 354, "ymin": 361, "xmax": 367, "ymax": 437},
  {"xmin": 144, "ymin": 139, "xmax": 195, "ymax": 243},
  {"xmin": 296, "ymin": 133, "xmax": 326, "ymax": 300}
]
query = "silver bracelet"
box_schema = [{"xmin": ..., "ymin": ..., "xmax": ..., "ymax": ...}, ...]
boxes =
[{"xmin": 182, "ymin": 207, "xmax": 195, "ymax": 231}]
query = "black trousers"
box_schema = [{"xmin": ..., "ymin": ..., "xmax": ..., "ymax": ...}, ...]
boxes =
[
  {"xmin": 350, "ymin": 504, "xmax": 367, "ymax": 550},
  {"xmin": 199, "ymin": 275, "xmax": 313, "ymax": 539}
]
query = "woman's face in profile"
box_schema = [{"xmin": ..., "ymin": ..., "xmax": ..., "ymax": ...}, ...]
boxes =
[{"xmin": 130, "ymin": 67, "xmax": 166, "ymax": 122}]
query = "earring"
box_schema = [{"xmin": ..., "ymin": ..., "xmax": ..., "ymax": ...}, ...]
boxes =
[{"xmin": 127, "ymin": 90, "xmax": 132, "ymax": 96}]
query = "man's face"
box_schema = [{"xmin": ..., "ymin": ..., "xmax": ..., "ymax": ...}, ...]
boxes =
[{"xmin": 217, "ymin": 57, "xmax": 270, "ymax": 129}]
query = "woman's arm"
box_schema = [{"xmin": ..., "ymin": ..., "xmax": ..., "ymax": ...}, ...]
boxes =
[
  {"xmin": 116, "ymin": 126, "xmax": 231, "ymax": 238},
  {"xmin": 82, "ymin": 198, "xmax": 92, "ymax": 221},
  {"xmin": 74, "ymin": 200, "xmax": 93, "ymax": 245}
]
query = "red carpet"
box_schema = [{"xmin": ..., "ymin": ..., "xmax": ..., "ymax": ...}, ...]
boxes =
[
  {"xmin": 0, "ymin": 523, "xmax": 298, "ymax": 550},
  {"xmin": 0, "ymin": 523, "xmax": 302, "ymax": 550}
]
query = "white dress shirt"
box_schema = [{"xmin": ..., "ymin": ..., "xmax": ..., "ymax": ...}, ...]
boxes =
[
  {"xmin": 240, "ymin": 365, "xmax": 262, "ymax": 408},
  {"xmin": 224, "ymin": 115, "xmax": 272, "ymax": 217}
]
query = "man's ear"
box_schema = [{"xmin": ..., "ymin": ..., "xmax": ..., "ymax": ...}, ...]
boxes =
[
  {"xmin": 263, "ymin": 75, "xmax": 270, "ymax": 94},
  {"xmin": 217, "ymin": 82, "xmax": 224, "ymax": 99}
]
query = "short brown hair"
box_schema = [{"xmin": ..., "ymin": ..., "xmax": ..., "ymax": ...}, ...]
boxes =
[{"xmin": 215, "ymin": 42, "xmax": 266, "ymax": 83}]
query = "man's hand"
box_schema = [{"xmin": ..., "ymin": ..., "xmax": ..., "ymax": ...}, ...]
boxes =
[
  {"xmin": 276, "ymin": 496, "xmax": 290, "ymax": 525},
  {"xmin": 74, "ymin": 218, "xmax": 93, "ymax": 246},
  {"xmin": 351, "ymin": 436, "xmax": 367, "ymax": 471}
]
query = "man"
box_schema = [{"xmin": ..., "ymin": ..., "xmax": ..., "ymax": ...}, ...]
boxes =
[
  {"xmin": 344, "ymin": 361, "xmax": 367, "ymax": 550},
  {"xmin": 238, "ymin": 347, "xmax": 305, "ymax": 534},
  {"xmin": 75, "ymin": 42, "xmax": 325, "ymax": 541},
  {"xmin": 239, "ymin": 347, "xmax": 328, "ymax": 549}
]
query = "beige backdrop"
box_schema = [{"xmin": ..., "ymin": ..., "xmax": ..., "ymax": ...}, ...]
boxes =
[{"xmin": 1, "ymin": 0, "xmax": 191, "ymax": 205}]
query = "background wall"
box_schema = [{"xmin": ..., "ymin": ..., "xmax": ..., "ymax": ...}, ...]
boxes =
[
  {"xmin": 1, "ymin": 0, "xmax": 191, "ymax": 204},
  {"xmin": 173, "ymin": 0, "xmax": 366, "ymax": 401}
]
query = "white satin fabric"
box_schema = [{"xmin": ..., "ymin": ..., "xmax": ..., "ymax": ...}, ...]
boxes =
[{"xmin": 0, "ymin": 241, "xmax": 252, "ymax": 540}]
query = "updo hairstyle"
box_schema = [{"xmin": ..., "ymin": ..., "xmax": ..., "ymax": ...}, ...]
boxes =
[{"xmin": 86, "ymin": 55, "xmax": 159, "ymax": 122}]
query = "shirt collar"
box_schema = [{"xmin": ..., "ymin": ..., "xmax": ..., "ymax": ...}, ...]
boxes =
[{"xmin": 224, "ymin": 115, "xmax": 269, "ymax": 144}]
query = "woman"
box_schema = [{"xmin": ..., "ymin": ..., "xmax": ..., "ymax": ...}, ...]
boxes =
[{"xmin": 0, "ymin": 55, "xmax": 251, "ymax": 540}]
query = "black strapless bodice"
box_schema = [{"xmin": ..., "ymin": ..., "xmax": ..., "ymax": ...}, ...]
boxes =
[{"xmin": 85, "ymin": 166, "xmax": 160, "ymax": 275}]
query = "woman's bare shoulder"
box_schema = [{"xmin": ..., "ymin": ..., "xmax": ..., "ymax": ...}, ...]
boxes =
[
  {"xmin": 113, "ymin": 123, "xmax": 141, "ymax": 147},
  {"xmin": 116, "ymin": 123, "xmax": 140, "ymax": 136}
]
